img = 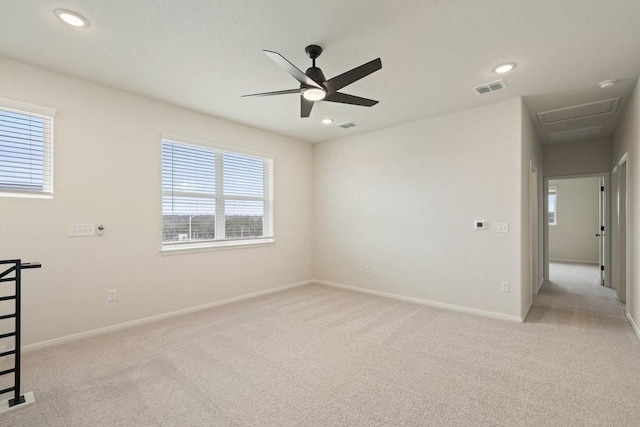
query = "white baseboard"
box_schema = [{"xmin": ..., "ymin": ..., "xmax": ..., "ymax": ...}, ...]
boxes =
[
  {"xmin": 23, "ymin": 279, "xmax": 312, "ymax": 352},
  {"xmin": 549, "ymin": 258, "xmax": 598, "ymax": 265},
  {"xmin": 536, "ymin": 279, "xmax": 545, "ymax": 293},
  {"xmin": 627, "ymin": 312, "xmax": 640, "ymax": 343},
  {"xmin": 315, "ymin": 280, "xmax": 523, "ymax": 323}
]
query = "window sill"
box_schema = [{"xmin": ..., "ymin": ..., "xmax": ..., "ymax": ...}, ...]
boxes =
[
  {"xmin": 0, "ymin": 191, "xmax": 53, "ymax": 199},
  {"xmin": 160, "ymin": 238, "xmax": 275, "ymax": 255}
]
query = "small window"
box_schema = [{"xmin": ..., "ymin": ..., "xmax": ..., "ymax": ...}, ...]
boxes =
[
  {"xmin": 0, "ymin": 99, "xmax": 55, "ymax": 197},
  {"xmin": 161, "ymin": 136, "xmax": 274, "ymax": 251},
  {"xmin": 548, "ymin": 185, "xmax": 557, "ymax": 225}
]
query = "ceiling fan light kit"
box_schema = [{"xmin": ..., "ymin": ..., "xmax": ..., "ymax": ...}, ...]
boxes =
[
  {"xmin": 302, "ymin": 88, "xmax": 326, "ymax": 101},
  {"xmin": 242, "ymin": 44, "xmax": 382, "ymax": 118}
]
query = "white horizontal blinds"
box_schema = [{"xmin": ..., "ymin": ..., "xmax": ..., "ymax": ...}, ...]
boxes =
[
  {"xmin": 0, "ymin": 107, "xmax": 53, "ymax": 194},
  {"xmin": 548, "ymin": 185, "xmax": 557, "ymax": 224},
  {"xmin": 223, "ymin": 152, "xmax": 264, "ymax": 197},
  {"xmin": 264, "ymin": 158, "xmax": 274, "ymax": 237},
  {"xmin": 162, "ymin": 140, "xmax": 216, "ymax": 243},
  {"xmin": 223, "ymin": 152, "xmax": 267, "ymax": 239}
]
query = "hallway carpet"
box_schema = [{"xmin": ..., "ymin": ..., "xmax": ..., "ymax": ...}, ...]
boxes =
[
  {"xmin": 535, "ymin": 262, "xmax": 623, "ymax": 317},
  {"xmin": 1, "ymin": 279, "xmax": 639, "ymax": 426}
]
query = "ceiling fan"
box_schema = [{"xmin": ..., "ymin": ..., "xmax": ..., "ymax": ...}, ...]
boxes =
[{"xmin": 242, "ymin": 45, "xmax": 382, "ymax": 118}]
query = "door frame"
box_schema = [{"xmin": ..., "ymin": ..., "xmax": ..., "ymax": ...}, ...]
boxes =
[
  {"xmin": 530, "ymin": 161, "xmax": 542, "ymax": 296},
  {"xmin": 612, "ymin": 153, "xmax": 629, "ymax": 303},
  {"xmin": 543, "ymin": 172, "xmax": 610, "ymax": 286}
]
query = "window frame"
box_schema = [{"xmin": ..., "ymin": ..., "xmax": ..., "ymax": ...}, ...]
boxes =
[
  {"xmin": 548, "ymin": 185, "xmax": 558, "ymax": 226},
  {"xmin": 160, "ymin": 133, "xmax": 274, "ymax": 254},
  {"xmin": 0, "ymin": 98, "xmax": 56, "ymax": 199}
]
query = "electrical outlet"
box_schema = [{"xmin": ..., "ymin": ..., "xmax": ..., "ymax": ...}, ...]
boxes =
[
  {"xmin": 364, "ymin": 265, "xmax": 370, "ymax": 273},
  {"xmin": 108, "ymin": 289, "xmax": 117, "ymax": 302},
  {"xmin": 372, "ymin": 266, "xmax": 378, "ymax": 275},
  {"xmin": 501, "ymin": 281, "xmax": 510, "ymax": 292}
]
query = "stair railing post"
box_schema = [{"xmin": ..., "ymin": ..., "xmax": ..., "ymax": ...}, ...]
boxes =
[{"xmin": 9, "ymin": 259, "xmax": 22, "ymax": 407}]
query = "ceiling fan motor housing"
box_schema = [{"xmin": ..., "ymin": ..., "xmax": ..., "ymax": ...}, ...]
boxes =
[{"xmin": 305, "ymin": 67, "xmax": 326, "ymax": 87}]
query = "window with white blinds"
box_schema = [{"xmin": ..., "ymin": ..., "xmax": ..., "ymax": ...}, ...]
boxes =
[
  {"xmin": 548, "ymin": 185, "xmax": 557, "ymax": 225},
  {"xmin": 0, "ymin": 100, "xmax": 55, "ymax": 196},
  {"xmin": 162, "ymin": 136, "xmax": 274, "ymax": 249}
]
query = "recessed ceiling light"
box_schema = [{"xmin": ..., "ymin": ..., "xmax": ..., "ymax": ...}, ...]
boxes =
[
  {"xmin": 302, "ymin": 88, "xmax": 326, "ymax": 101},
  {"xmin": 492, "ymin": 62, "xmax": 517, "ymax": 74},
  {"xmin": 322, "ymin": 118, "xmax": 333, "ymax": 125},
  {"xmin": 54, "ymin": 9, "xmax": 90, "ymax": 28},
  {"xmin": 598, "ymin": 79, "xmax": 616, "ymax": 89}
]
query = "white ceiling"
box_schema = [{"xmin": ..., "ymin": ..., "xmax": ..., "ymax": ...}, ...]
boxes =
[{"xmin": 0, "ymin": 0, "xmax": 639, "ymax": 143}]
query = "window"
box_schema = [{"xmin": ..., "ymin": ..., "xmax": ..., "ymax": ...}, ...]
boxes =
[
  {"xmin": 548, "ymin": 185, "xmax": 557, "ymax": 225},
  {"xmin": 161, "ymin": 135, "xmax": 273, "ymax": 250},
  {"xmin": 0, "ymin": 99, "xmax": 55, "ymax": 197}
]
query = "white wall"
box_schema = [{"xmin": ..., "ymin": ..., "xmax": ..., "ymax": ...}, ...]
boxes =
[
  {"xmin": 520, "ymin": 100, "xmax": 544, "ymax": 316},
  {"xmin": 548, "ymin": 177, "xmax": 599, "ymax": 263},
  {"xmin": 0, "ymin": 57, "xmax": 314, "ymax": 346},
  {"xmin": 313, "ymin": 98, "xmax": 525, "ymax": 319},
  {"xmin": 612, "ymin": 77, "xmax": 640, "ymax": 336},
  {"xmin": 543, "ymin": 139, "xmax": 612, "ymax": 177}
]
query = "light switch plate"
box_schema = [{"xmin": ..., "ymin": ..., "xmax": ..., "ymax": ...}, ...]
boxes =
[
  {"xmin": 69, "ymin": 223, "xmax": 96, "ymax": 237},
  {"xmin": 496, "ymin": 222, "xmax": 509, "ymax": 233}
]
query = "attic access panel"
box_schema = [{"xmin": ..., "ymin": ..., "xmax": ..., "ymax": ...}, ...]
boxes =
[{"xmin": 537, "ymin": 98, "xmax": 620, "ymax": 125}]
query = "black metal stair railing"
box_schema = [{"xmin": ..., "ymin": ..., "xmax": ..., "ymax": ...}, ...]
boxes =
[{"xmin": 0, "ymin": 259, "xmax": 40, "ymax": 407}]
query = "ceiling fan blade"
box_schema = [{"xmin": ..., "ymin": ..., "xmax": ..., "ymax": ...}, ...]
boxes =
[
  {"xmin": 325, "ymin": 58, "xmax": 382, "ymax": 94},
  {"xmin": 263, "ymin": 50, "xmax": 323, "ymax": 89},
  {"xmin": 301, "ymin": 96, "xmax": 314, "ymax": 118},
  {"xmin": 241, "ymin": 89, "xmax": 301, "ymax": 98},
  {"xmin": 324, "ymin": 92, "xmax": 379, "ymax": 107}
]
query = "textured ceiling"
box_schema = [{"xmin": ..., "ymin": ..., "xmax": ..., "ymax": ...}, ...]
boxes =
[{"xmin": 0, "ymin": 0, "xmax": 639, "ymax": 143}]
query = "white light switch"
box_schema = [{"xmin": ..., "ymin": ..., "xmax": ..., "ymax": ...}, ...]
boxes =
[
  {"xmin": 496, "ymin": 222, "xmax": 509, "ymax": 233},
  {"xmin": 69, "ymin": 223, "xmax": 96, "ymax": 237}
]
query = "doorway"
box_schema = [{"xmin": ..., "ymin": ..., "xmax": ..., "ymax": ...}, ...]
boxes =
[
  {"xmin": 538, "ymin": 173, "xmax": 619, "ymax": 314},
  {"xmin": 546, "ymin": 175, "xmax": 606, "ymax": 278}
]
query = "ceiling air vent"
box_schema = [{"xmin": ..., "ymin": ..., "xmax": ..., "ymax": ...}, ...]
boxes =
[
  {"xmin": 473, "ymin": 79, "xmax": 507, "ymax": 95},
  {"xmin": 338, "ymin": 121, "xmax": 357, "ymax": 129},
  {"xmin": 548, "ymin": 125, "xmax": 603, "ymax": 142}
]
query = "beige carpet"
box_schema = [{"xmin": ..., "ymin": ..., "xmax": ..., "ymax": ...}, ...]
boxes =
[
  {"xmin": 1, "ymin": 278, "xmax": 639, "ymax": 426},
  {"xmin": 535, "ymin": 262, "xmax": 624, "ymax": 317}
]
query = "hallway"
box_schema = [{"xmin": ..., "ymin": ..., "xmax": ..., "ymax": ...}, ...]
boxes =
[
  {"xmin": 524, "ymin": 262, "xmax": 640, "ymax": 424},
  {"xmin": 534, "ymin": 262, "xmax": 623, "ymax": 318}
]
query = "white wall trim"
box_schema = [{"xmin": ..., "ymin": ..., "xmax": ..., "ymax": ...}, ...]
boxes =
[
  {"xmin": 23, "ymin": 280, "xmax": 312, "ymax": 352},
  {"xmin": 627, "ymin": 312, "xmax": 640, "ymax": 343},
  {"xmin": 618, "ymin": 152, "xmax": 629, "ymax": 167},
  {"xmin": 0, "ymin": 97, "xmax": 57, "ymax": 118},
  {"xmin": 315, "ymin": 280, "xmax": 523, "ymax": 323},
  {"xmin": 549, "ymin": 258, "xmax": 599, "ymax": 265}
]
